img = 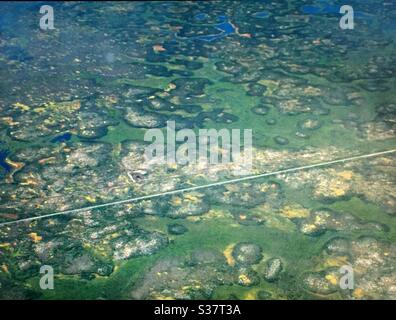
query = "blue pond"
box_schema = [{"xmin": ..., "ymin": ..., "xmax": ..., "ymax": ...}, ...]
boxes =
[
  {"xmin": 0, "ymin": 150, "xmax": 12, "ymax": 173},
  {"xmin": 253, "ymin": 11, "xmax": 270, "ymax": 19},
  {"xmin": 301, "ymin": 4, "xmax": 368, "ymax": 17},
  {"xmin": 51, "ymin": 132, "xmax": 72, "ymax": 143},
  {"xmin": 301, "ymin": 5, "xmax": 324, "ymax": 14},
  {"xmin": 191, "ymin": 14, "xmax": 236, "ymax": 42},
  {"xmin": 194, "ymin": 13, "xmax": 208, "ymax": 21}
]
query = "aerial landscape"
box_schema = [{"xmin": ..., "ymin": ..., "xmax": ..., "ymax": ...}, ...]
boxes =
[{"xmin": 0, "ymin": 1, "xmax": 395, "ymax": 300}]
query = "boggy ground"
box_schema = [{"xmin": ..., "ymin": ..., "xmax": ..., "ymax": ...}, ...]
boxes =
[{"xmin": 0, "ymin": 1, "xmax": 396, "ymax": 299}]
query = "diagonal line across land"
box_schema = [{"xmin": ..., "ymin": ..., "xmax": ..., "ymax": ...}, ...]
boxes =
[{"xmin": 1, "ymin": 148, "xmax": 395, "ymax": 227}]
